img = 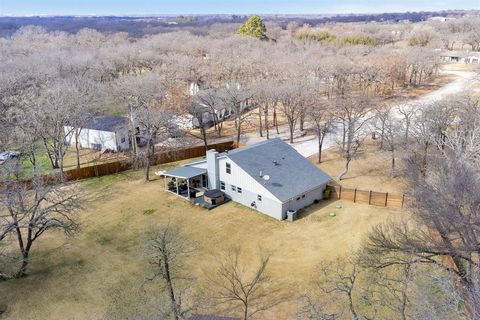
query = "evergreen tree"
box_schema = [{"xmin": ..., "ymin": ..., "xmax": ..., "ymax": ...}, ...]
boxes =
[{"xmin": 238, "ymin": 15, "xmax": 267, "ymax": 40}]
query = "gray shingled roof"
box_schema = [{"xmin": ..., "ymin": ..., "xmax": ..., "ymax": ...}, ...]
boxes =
[
  {"xmin": 224, "ymin": 138, "xmax": 331, "ymax": 202},
  {"xmin": 84, "ymin": 115, "xmax": 129, "ymax": 132}
]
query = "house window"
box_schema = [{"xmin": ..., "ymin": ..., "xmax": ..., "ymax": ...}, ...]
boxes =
[
  {"xmin": 257, "ymin": 195, "xmax": 262, "ymax": 201},
  {"xmin": 296, "ymin": 197, "xmax": 301, "ymax": 201},
  {"xmin": 121, "ymin": 137, "xmax": 126, "ymax": 143},
  {"xmin": 231, "ymin": 185, "xmax": 236, "ymax": 192},
  {"xmin": 91, "ymin": 143, "xmax": 102, "ymax": 150},
  {"xmin": 220, "ymin": 181, "xmax": 225, "ymax": 190},
  {"xmin": 226, "ymin": 162, "xmax": 231, "ymax": 174},
  {"xmin": 237, "ymin": 187, "xmax": 242, "ymax": 194}
]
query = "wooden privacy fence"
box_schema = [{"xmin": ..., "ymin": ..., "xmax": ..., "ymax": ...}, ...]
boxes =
[
  {"xmin": 1, "ymin": 140, "xmax": 236, "ymax": 188},
  {"xmin": 62, "ymin": 140, "xmax": 236, "ymax": 181},
  {"xmin": 328, "ymin": 185, "xmax": 406, "ymax": 209}
]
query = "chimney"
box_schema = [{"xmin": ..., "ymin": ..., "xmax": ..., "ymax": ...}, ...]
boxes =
[{"xmin": 206, "ymin": 149, "xmax": 219, "ymax": 190}]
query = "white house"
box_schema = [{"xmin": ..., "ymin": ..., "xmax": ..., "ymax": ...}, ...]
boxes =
[
  {"xmin": 64, "ymin": 115, "xmax": 130, "ymax": 152},
  {"xmin": 439, "ymin": 50, "xmax": 480, "ymax": 64},
  {"xmin": 189, "ymin": 81, "xmax": 250, "ymax": 129},
  {"xmin": 162, "ymin": 138, "xmax": 331, "ymax": 220}
]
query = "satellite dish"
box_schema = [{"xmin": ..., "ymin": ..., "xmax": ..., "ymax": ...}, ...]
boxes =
[{"xmin": 262, "ymin": 175, "xmax": 270, "ymax": 181}]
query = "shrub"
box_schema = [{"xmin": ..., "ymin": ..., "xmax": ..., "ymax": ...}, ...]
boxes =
[
  {"xmin": 143, "ymin": 209, "xmax": 156, "ymax": 216},
  {"xmin": 323, "ymin": 188, "xmax": 331, "ymax": 199}
]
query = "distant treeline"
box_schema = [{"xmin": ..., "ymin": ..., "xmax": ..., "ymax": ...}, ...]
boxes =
[{"xmin": 0, "ymin": 10, "xmax": 474, "ymax": 38}]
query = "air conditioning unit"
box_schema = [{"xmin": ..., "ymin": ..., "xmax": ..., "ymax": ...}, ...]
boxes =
[{"xmin": 287, "ymin": 209, "xmax": 297, "ymax": 222}]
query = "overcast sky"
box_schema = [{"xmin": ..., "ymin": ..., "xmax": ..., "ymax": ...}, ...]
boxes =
[{"xmin": 0, "ymin": 0, "xmax": 478, "ymax": 16}]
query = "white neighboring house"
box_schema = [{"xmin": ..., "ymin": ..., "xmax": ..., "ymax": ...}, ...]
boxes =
[
  {"xmin": 162, "ymin": 138, "xmax": 331, "ymax": 220},
  {"xmin": 189, "ymin": 81, "xmax": 250, "ymax": 128},
  {"xmin": 64, "ymin": 115, "xmax": 130, "ymax": 152},
  {"xmin": 439, "ymin": 50, "xmax": 480, "ymax": 64}
]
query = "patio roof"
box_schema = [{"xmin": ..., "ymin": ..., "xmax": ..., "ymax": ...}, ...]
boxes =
[{"xmin": 163, "ymin": 166, "xmax": 207, "ymax": 179}]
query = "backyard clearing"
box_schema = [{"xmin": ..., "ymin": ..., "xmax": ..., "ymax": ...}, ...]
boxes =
[
  {"xmin": 0, "ymin": 163, "xmax": 403, "ymax": 319},
  {"xmin": 313, "ymin": 144, "xmax": 408, "ymax": 194}
]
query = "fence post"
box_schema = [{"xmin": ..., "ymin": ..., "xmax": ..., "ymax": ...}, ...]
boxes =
[
  {"xmin": 353, "ymin": 188, "xmax": 357, "ymax": 203},
  {"xmin": 338, "ymin": 186, "xmax": 342, "ymax": 200},
  {"xmin": 401, "ymin": 194, "xmax": 405, "ymax": 208},
  {"xmin": 385, "ymin": 192, "xmax": 389, "ymax": 207},
  {"xmin": 368, "ymin": 190, "xmax": 372, "ymax": 205}
]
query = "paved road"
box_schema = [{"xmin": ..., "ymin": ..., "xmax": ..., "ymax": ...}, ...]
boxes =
[{"xmin": 243, "ymin": 69, "xmax": 479, "ymax": 158}]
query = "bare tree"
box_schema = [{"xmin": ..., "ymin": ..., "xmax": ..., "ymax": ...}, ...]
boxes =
[
  {"xmin": 197, "ymin": 88, "xmax": 228, "ymax": 138},
  {"xmin": 145, "ymin": 223, "xmax": 196, "ymax": 320},
  {"xmin": 397, "ymin": 103, "xmax": 416, "ymax": 142},
  {"xmin": 307, "ymin": 99, "xmax": 334, "ymax": 163},
  {"xmin": 187, "ymin": 101, "xmax": 210, "ymax": 151},
  {"xmin": 373, "ymin": 106, "xmax": 401, "ymax": 176},
  {"xmin": 220, "ymin": 82, "xmax": 252, "ymax": 145},
  {"xmin": 137, "ymin": 106, "xmax": 178, "ymax": 182},
  {"xmin": 277, "ymin": 79, "xmax": 310, "ymax": 143},
  {"xmin": 35, "ymin": 76, "xmax": 98, "ymax": 174},
  {"xmin": 210, "ymin": 247, "xmax": 282, "ymax": 320},
  {"xmin": 335, "ymin": 96, "xmax": 372, "ymax": 180},
  {"xmin": 301, "ymin": 255, "xmax": 379, "ymax": 320},
  {"xmin": 0, "ymin": 161, "xmax": 81, "ymax": 278},
  {"xmin": 365, "ymin": 102, "xmax": 480, "ymax": 318},
  {"xmin": 114, "ymin": 72, "xmax": 166, "ymax": 160}
]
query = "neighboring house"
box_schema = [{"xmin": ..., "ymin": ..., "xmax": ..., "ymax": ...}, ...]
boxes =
[
  {"xmin": 189, "ymin": 81, "xmax": 249, "ymax": 129},
  {"xmin": 64, "ymin": 115, "xmax": 130, "ymax": 152},
  {"xmin": 162, "ymin": 138, "xmax": 331, "ymax": 220},
  {"xmin": 428, "ymin": 16, "xmax": 456, "ymax": 22},
  {"xmin": 439, "ymin": 50, "xmax": 480, "ymax": 64}
]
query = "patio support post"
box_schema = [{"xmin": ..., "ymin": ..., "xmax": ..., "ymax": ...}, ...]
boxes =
[
  {"xmin": 187, "ymin": 179, "xmax": 190, "ymax": 199},
  {"xmin": 164, "ymin": 176, "xmax": 167, "ymax": 190},
  {"xmin": 176, "ymin": 178, "xmax": 179, "ymax": 195}
]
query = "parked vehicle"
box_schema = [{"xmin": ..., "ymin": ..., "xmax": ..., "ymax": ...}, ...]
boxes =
[{"xmin": 0, "ymin": 151, "xmax": 20, "ymax": 164}]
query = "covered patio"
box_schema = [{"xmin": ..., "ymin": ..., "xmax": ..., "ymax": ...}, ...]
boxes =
[{"xmin": 162, "ymin": 166, "xmax": 208, "ymax": 200}]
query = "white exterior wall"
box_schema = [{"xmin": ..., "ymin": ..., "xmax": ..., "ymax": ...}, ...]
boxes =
[
  {"xmin": 282, "ymin": 185, "xmax": 326, "ymax": 219},
  {"xmin": 187, "ymin": 154, "xmax": 327, "ymax": 221},
  {"xmin": 64, "ymin": 126, "xmax": 129, "ymax": 152},
  {"xmin": 217, "ymin": 157, "xmax": 284, "ymax": 220},
  {"xmin": 114, "ymin": 127, "xmax": 130, "ymax": 151}
]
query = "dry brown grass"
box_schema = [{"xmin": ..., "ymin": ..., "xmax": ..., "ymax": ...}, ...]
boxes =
[
  {"xmin": 62, "ymin": 148, "xmax": 128, "ymax": 170},
  {"xmin": 0, "ymin": 161, "xmax": 401, "ymax": 319},
  {"xmin": 311, "ymin": 144, "xmax": 408, "ymax": 194}
]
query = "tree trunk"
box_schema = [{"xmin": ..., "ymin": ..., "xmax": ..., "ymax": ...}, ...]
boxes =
[
  {"xmin": 144, "ymin": 138, "xmax": 152, "ymax": 182},
  {"xmin": 162, "ymin": 253, "xmax": 180, "ymax": 320},
  {"xmin": 236, "ymin": 114, "xmax": 242, "ymax": 146},
  {"xmin": 337, "ymin": 156, "xmax": 351, "ymax": 180},
  {"xmin": 391, "ymin": 148, "xmax": 396, "ymax": 177},
  {"xmin": 421, "ymin": 142, "xmax": 429, "ymax": 177},
  {"xmin": 380, "ymin": 122, "xmax": 385, "ymax": 150},
  {"xmin": 15, "ymin": 251, "xmax": 29, "ymax": 278},
  {"xmin": 43, "ymin": 138, "xmax": 58, "ymax": 169},
  {"xmin": 273, "ymin": 109, "xmax": 279, "ymax": 134},
  {"xmin": 347, "ymin": 291, "xmax": 359, "ymax": 320},
  {"xmin": 200, "ymin": 124, "xmax": 208, "ymax": 152},
  {"xmin": 289, "ymin": 123, "xmax": 294, "ymax": 144},
  {"xmin": 405, "ymin": 120, "xmax": 410, "ymax": 141},
  {"xmin": 258, "ymin": 105, "xmax": 263, "ymax": 137},
  {"xmin": 318, "ymin": 131, "xmax": 325, "ymax": 164},
  {"xmin": 75, "ymin": 130, "xmax": 81, "ymax": 169},
  {"xmin": 264, "ymin": 103, "xmax": 269, "ymax": 140}
]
